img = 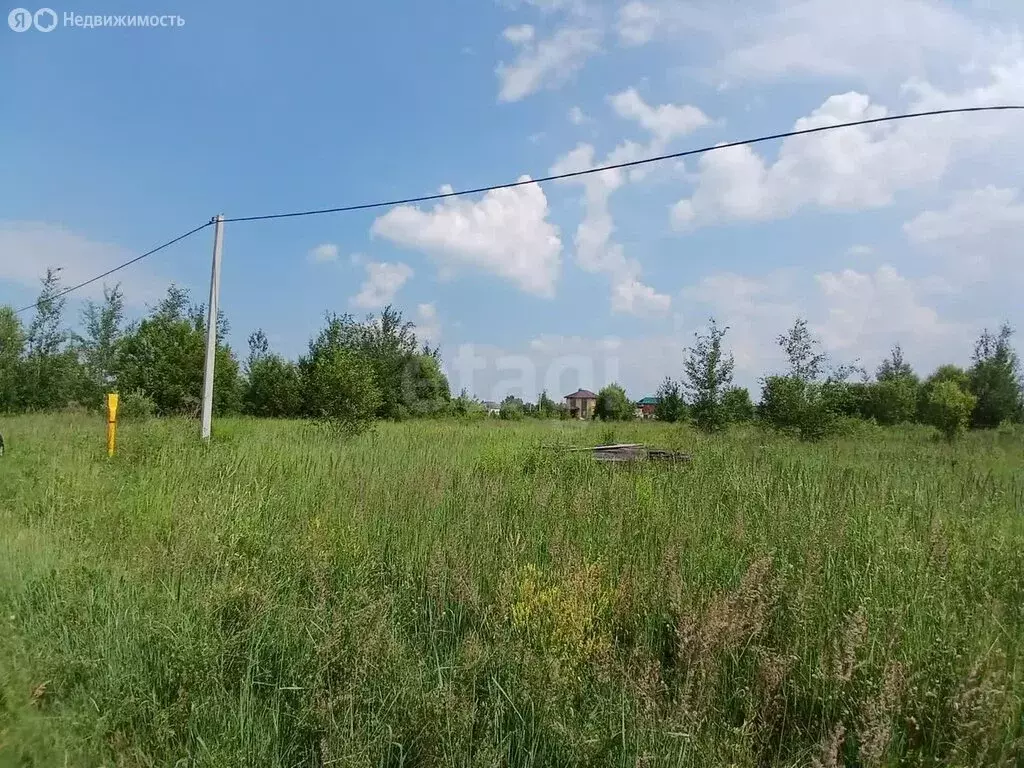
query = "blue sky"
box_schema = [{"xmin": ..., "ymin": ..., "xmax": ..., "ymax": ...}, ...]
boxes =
[{"xmin": 3, "ymin": 0, "xmax": 1023, "ymax": 401}]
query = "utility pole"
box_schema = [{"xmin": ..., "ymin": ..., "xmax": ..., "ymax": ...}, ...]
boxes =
[{"xmin": 200, "ymin": 214, "xmax": 224, "ymax": 441}]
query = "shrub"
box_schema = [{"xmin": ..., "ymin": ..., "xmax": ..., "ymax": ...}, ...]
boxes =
[
  {"xmin": 117, "ymin": 389, "xmax": 156, "ymax": 420},
  {"xmin": 595, "ymin": 384, "xmax": 633, "ymax": 421},
  {"xmin": 721, "ymin": 386, "xmax": 755, "ymax": 423},
  {"xmin": 925, "ymin": 380, "xmax": 976, "ymax": 442}
]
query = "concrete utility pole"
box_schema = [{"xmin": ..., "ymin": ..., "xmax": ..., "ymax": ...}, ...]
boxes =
[{"xmin": 200, "ymin": 214, "xmax": 224, "ymax": 441}]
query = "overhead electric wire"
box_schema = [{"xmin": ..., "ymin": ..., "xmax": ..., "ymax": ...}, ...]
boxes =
[
  {"xmin": 16, "ymin": 220, "xmax": 213, "ymax": 314},
  {"xmin": 18, "ymin": 104, "xmax": 1024, "ymax": 311},
  {"xmin": 222, "ymin": 105, "xmax": 1024, "ymax": 223}
]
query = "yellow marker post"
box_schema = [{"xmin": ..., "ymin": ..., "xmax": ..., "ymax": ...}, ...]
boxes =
[{"xmin": 106, "ymin": 393, "xmax": 119, "ymax": 457}]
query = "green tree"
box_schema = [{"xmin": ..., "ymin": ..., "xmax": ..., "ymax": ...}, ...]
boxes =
[
  {"xmin": 0, "ymin": 307, "xmax": 25, "ymax": 411},
  {"xmin": 399, "ymin": 353, "xmax": 450, "ymax": 417},
  {"xmin": 450, "ymin": 389, "xmax": 486, "ymax": 418},
  {"xmin": 74, "ymin": 284, "xmax": 125, "ymax": 409},
  {"xmin": 863, "ymin": 344, "xmax": 919, "ymax": 425},
  {"xmin": 243, "ymin": 329, "xmax": 302, "ymax": 417},
  {"xmin": 654, "ymin": 377, "xmax": 686, "ymax": 423},
  {"xmin": 683, "ymin": 318, "xmax": 734, "ymax": 432},
  {"xmin": 118, "ymin": 285, "xmax": 239, "ymax": 416},
  {"xmin": 537, "ymin": 390, "xmax": 557, "ymax": 418},
  {"xmin": 926, "ymin": 380, "xmax": 976, "ymax": 442},
  {"xmin": 595, "ymin": 383, "xmax": 633, "ymax": 421},
  {"xmin": 303, "ymin": 347, "xmax": 380, "ymax": 434},
  {"xmin": 968, "ymin": 324, "xmax": 1023, "ymax": 427},
  {"xmin": 22, "ymin": 268, "xmax": 76, "ymax": 410},
  {"xmin": 779, "ymin": 317, "xmax": 825, "ymax": 383},
  {"xmin": 758, "ymin": 375, "xmax": 808, "ymax": 434},
  {"xmin": 499, "ymin": 395, "xmax": 524, "ymax": 420},
  {"xmin": 759, "ymin": 319, "xmax": 854, "ymax": 439},
  {"xmin": 919, "ymin": 365, "xmax": 970, "ymax": 423},
  {"xmin": 299, "ymin": 314, "xmax": 381, "ymax": 433},
  {"xmin": 721, "ymin": 386, "xmax": 755, "ymax": 423},
  {"xmin": 876, "ymin": 344, "xmax": 915, "ymax": 382}
]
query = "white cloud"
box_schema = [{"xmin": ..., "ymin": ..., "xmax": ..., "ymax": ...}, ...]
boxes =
[
  {"xmin": 813, "ymin": 265, "xmax": 962, "ymax": 360},
  {"xmin": 415, "ymin": 302, "xmax": 441, "ymax": 347},
  {"xmin": 551, "ymin": 143, "xmax": 670, "ymax": 315},
  {"xmin": 503, "ymin": 24, "xmax": 535, "ymax": 44},
  {"xmin": 715, "ymin": 0, "xmax": 1008, "ymax": 86},
  {"xmin": 672, "ymin": 91, "xmax": 958, "ymax": 228},
  {"xmin": 612, "ymin": 277, "xmax": 672, "ymax": 315},
  {"xmin": 371, "ymin": 177, "xmax": 562, "ymax": 298},
  {"xmin": 550, "ymin": 89, "xmax": 708, "ymax": 314},
  {"xmin": 497, "ymin": 26, "xmax": 602, "ymax": 102},
  {"xmin": 682, "ymin": 271, "xmax": 798, "ymax": 374},
  {"xmin": 351, "ymin": 261, "xmax": 413, "ymax": 309},
  {"xmin": 609, "ymin": 87, "xmax": 710, "ymax": 144},
  {"xmin": 617, "ymin": 1, "xmax": 661, "ymax": 46},
  {"xmin": 904, "ymin": 186, "xmax": 1024, "ymax": 278},
  {"xmin": 0, "ymin": 220, "xmax": 170, "ymax": 307},
  {"xmin": 568, "ymin": 105, "xmax": 589, "ymax": 124},
  {"xmin": 905, "ymin": 186, "xmax": 1024, "ymax": 244},
  {"xmin": 308, "ymin": 243, "xmax": 339, "ymax": 263}
]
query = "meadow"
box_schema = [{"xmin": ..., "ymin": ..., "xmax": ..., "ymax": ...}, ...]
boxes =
[{"xmin": 0, "ymin": 414, "xmax": 1022, "ymax": 767}]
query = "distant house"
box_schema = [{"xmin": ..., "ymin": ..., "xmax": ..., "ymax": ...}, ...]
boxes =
[
  {"xmin": 636, "ymin": 396, "xmax": 659, "ymax": 419},
  {"xmin": 482, "ymin": 401, "xmax": 501, "ymax": 416},
  {"xmin": 564, "ymin": 389, "xmax": 598, "ymax": 419}
]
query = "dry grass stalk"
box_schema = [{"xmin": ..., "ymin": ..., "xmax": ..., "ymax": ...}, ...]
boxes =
[
  {"xmin": 811, "ymin": 723, "xmax": 846, "ymax": 768},
  {"xmin": 857, "ymin": 661, "xmax": 906, "ymax": 767}
]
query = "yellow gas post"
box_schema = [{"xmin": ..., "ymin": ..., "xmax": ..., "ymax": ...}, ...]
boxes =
[{"xmin": 106, "ymin": 393, "xmax": 119, "ymax": 457}]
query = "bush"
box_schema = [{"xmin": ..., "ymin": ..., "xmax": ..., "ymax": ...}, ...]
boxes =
[
  {"xmin": 758, "ymin": 376, "xmax": 846, "ymax": 441},
  {"xmin": 721, "ymin": 386, "xmax": 755, "ymax": 423},
  {"xmin": 864, "ymin": 379, "xmax": 919, "ymax": 425},
  {"xmin": 925, "ymin": 380, "xmax": 976, "ymax": 442},
  {"xmin": 303, "ymin": 348, "xmax": 381, "ymax": 435},
  {"xmin": 117, "ymin": 389, "xmax": 156, "ymax": 420},
  {"xmin": 499, "ymin": 401, "xmax": 524, "ymax": 420},
  {"xmin": 595, "ymin": 384, "xmax": 633, "ymax": 421}
]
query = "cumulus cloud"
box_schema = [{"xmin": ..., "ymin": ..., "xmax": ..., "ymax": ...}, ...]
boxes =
[
  {"xmin": 497, "ymin": 25, "xmax": 601, "ymax": 102},
  {"xmin": 609, "ymin": 87, "xmax": 710, "ymax": 144},
  {"xmin": 672, "ymin": 91, "xmax": 958, "ymax": 228},
  {"xmin": 904, "ymin": 186, "xmax": 1024, "ymax": 278},
  {"xmin": 550, "ymin": 89, "xmax": 708, "ymax": 314},
  {"xmin": 371, "ymin": 177, "xmax": 562, "ymax": 297},
  {"xmin": 813, "ymin": 265, "xmax": 963, "ymax": 361},
  {"xmin": 0, "ymin": 220, "xmax": 170, "ymax": 307},
  {"xmin": 308, "ymin": 243, "xmax": 339, "ymax": 263},
  {"xmin": 351, "ymin": 261, "xmax": 413, "ymax": 309},
  {"xmin": 568, "ymin": 105, "xmax": 589, "ymax": 124},
  {"xmin": 905, "ymin": 186, "xmax": 1024, "ymax": 245},
  {"xmin": 551, "ymin": 143, "xmax": 670, "ymax": 315}
]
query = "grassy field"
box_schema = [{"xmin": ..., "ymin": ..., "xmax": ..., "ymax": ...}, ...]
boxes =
[{"xmin": 1, "ymin": 414, "xmax": 1022, "ymax": 767}]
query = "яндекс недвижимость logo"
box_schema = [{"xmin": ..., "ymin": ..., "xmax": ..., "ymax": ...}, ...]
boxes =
[{"xmin": 8, "ymin": 8, "xmax": 184, "ymax": 31}]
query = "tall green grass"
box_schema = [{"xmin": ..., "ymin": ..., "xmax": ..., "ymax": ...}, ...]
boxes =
[{"xmin": 1, "ymin": 414, "xmax": 1022, "ymax": 766}]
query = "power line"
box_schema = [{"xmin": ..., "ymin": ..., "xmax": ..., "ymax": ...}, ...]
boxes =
[
  {"xmin": 16, "ymin": 220, "xmax": 212, "ymax": 314},
  {"xmin": 18, "ymin": 104, "xmax": 1024, "ymax": 311},
  {"xmin": 222, "ymin": 105, "xmax": 1024, "ymax": 223}
]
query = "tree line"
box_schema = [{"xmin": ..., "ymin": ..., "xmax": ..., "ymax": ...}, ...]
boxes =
[
  {"xmin": 4, "ymin": 271, "xmax": 1022, "ymax": 440},
  {"xmin": 1, "ymin": 270, "xmax": 451, "ymax": 433},
  {"xmin": 637, "ymin": 317, "xmax": 1024, "ymax": 441}
]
